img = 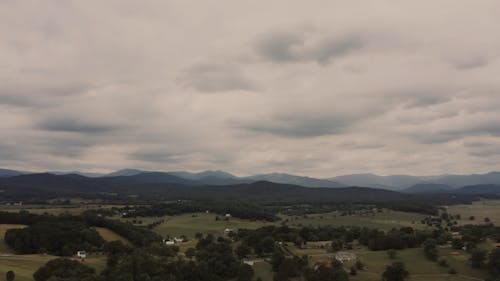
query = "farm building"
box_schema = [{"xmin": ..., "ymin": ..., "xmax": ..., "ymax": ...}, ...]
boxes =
[
  {"xmin": 76, "ymin": 251, "xmax": 87, "ymax": 259},
  {"xmin": 335, "ymin": 251, "xmax": 356, "ymax": 263}
]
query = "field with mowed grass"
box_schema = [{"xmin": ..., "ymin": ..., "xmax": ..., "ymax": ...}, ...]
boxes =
[
  {"xmin": 95, "ymin": 227, "xmax": 130, "ymax": 244},
  {"xmin": 280, "ymin": 209, "xmax": 429, "ymax": 231},
  {"xmin": 0, "ymin": 254, "xmax": 107, "ymax": 281},
  {"xmin": 0, "ymin": 203, "xmax": 121, "ymax": 215},
  {"xmin": 447, "ymin": 199, "xmax": 500, "ymax": 225},
  {"xmin": 118, "ymin": 212, "xmax": 277, "ymax": 238}
]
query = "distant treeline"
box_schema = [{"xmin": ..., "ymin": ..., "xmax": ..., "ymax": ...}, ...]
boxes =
[
  {"xmin": 123, "ymin": 201, "xmax": 278, "ymax": 221},
  {"xmin": 236, "ymin": 225, "xmax": 449, "ymax": 255}
]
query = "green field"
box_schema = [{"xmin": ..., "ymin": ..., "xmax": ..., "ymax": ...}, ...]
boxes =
[
  {"xmin": 119, "ymin": 212, "xmax": 277, "ymax": 238},
  {"xmin": 281, "ymin": 209, "xmax": 428, "ymax": 231},
  {"xmin": 0, "ymin": 203, "xmax": 120, "ymax": 215},
  {"xmin": 447, "ymin": 200, "xmax": 500, "ymax": 225},
  {"xmin": 0, "ymin": 254, "xmax": 107, "ymax": 281},
  {"xmin": 95, "ymin": 227, "xmax": 130, "ymax": 244},
  {"xmin": 283, "ymin": 243, "xmax": 491, "ymax": 281}
]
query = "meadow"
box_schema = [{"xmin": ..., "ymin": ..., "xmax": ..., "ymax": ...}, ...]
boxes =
[{"xmin": 447, "ymin": 199, "xmax": 500, "ymax": 225}]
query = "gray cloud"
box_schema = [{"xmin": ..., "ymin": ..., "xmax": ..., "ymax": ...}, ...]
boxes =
[
  {"xmin": 36, "ymin": 118, "xmax": 121, "ymax": 133},
  {"xmin": 237, "ymin": 113, "xmax": 353, "ymax": 138},
  {"xmin": 452, "ymin": 56, "xmax": 489, "ymax": 70},
  {"xmin": 128, "ymin": 151, "xmax": 181, "ymax": 163},
  {"xmin": 182, "ymin": 62, "xmax": 258, "ymax": 93},
  {"xmin": 0, "ymin": 83, "xmax": 92, "ymax": 107},
  {"xmin": 1, "ymin": 1, "xmax": 500, "ymax": 176},
  {"xmin": 255, "ymin": 30, "xmax": 365, "ymax": 64}
]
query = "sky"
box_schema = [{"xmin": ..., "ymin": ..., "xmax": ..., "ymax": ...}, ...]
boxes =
[{"xmin": 1, "ymin": 1, "xmax": 500, "ymax": 177}]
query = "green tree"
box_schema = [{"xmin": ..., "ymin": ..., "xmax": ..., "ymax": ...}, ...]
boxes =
[
  {"xmin": 488, "ymin": 248, "xmax": 500, "ymax": 275},
  {"xmin": 387, "ymin": 249, "xmax": 397, "ymax": 259},
  {"xmin": 423, "ymin": 238, "xmax": 438, "ymax": 261},
  {"xmin": 237, "ymin": 264, "xmax": 254, "ymax": 281},
  {"xmin": 236, "ymin": 244, "xmax": 251, "ymax": 259},
  {"xmin": 185, "ymin": 247, "xmax": 196, "ymax": 259},
  {"xmin": 33, "ymin": 258, "xmax": 97, "ymax": 281},
  {"xmin": 6, "ymin": 270, "xmax": 15, "ymax": 281},
  {"xmin": 382, "ymin": 262, "xmax": 410, "ymax": 281},
  {"xmin": 470, "ymin": 249, "xmax": 487, "ymax": 268}
]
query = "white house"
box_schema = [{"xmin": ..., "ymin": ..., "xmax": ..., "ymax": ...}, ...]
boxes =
[
  {"xmin": 335, "ymin": 251, "xmax": 356, "ymax": 263},
  {"xmin": 76, "ymin": 251, "xmax": 87, "ymax": 259},
  {"xmin": 225, "ymin": 213, "xmax": 231, "ymax": 218}
]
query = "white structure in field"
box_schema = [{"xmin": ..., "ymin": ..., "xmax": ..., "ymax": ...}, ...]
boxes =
[
  {"xmin": 76, "ymin": 251, "xmax": 87, "ymax": 259},
  {"xmin": 335, "ymin": 251, "xmax": 356, "ymax": 263}
]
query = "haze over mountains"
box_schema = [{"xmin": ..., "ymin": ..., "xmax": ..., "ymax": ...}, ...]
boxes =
[{"xmin": 2, "ymin": 168, "xmax": 500, "ymax": 193}]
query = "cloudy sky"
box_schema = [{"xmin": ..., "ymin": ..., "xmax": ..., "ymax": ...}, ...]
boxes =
[{"xmin": 1, "ymin": 1, "xmax": 500, "ymax": 177}]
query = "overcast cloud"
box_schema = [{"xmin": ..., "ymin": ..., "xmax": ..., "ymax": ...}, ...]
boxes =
[{"xmin": 1, "ymin": 1, "xmax": 500, "ymax": 177}]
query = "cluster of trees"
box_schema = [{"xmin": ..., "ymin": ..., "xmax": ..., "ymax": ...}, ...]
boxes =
[
  {"xmin": 122, "ymin": 201, "xmax": 278, "ymax": 221},
  {"xmin": 236, "ymin": 225, "xmax": 446, "ymax": 255},
  {"xmin": 5, "ymin": 220, "xmax": 104, "ymax": 255},
  {"xmin": 84, "ymin": 214, "xmax": 161, "ymax": 247},
  {"xmin": 1, "ymin": 211, "xmax": 162, "ymax": 255},
  {"xmin": 34, "ymin": 258, "xmax": 98, "ymax": 281}
]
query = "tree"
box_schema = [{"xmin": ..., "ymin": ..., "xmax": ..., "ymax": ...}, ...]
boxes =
[
  {"xmin": 488, "ymin": 248, "xmax": 500, "ymax": 275},
  {"xmin": 271, "ymin": 250, "xmax": 285, "ymax": 272},
  {"xmin": 470, "ymin": 249, "xmax": 487, "ymax": 268},
  {"xmin": 185, "ymin": 247, "xmax": 196, "ymax": 259},
  {"xmin": 6, "ymin": 270, "xmax": 15, "ymax": 281},
  {"xmin": 485, "ymin": 217, "xmax": 491, "ymax": 223},
  {"xmin": 451, "ymin": 238, "xmax": 463, "ymax": 250},
  {"xmin": 382, "ymin": 262, "xmax": 410, "ymax": 281},
  {"xmin": 423, "ymin": 239, "xmax": 438, "ymax": 261},
  {"xmin": 33, "ymin": 258, "xmax": 97, "ymax": 281},
  {"xmin": 237, "ymin": 264, "xmax": 254, "ymax": 281},
  {"xmin": 355, "ymin": 260, "xmax": 365, "ymax": 270},
  {"xmin": 387, "ymin": 249, "xmax": 397, "ymax": 259},
  {"xmin": 236, "ymin": 244, "xmax": 251, "ymax": 259}
]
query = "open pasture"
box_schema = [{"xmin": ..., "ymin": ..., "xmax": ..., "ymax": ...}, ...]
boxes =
[
  {"xmin": 281, "ymin": 209, "xmax": 428, "ymax": 231},
  {"xmin": 447, "ymin": 199, "xmax": 500, "ymax": 225}
]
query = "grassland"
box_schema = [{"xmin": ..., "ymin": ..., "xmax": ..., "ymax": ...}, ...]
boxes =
[
  {"xmin": 0, "ymin": 254, "xmax": 107, "ymax": 281},
  {"xmin": 281, "ymin": 209, "xmax": 428, "ymax": 231},
  {"xmin": 95, "ymin": 227, "xmax": 130, "ymax": 244},
  {"xmin": 0, "ymin": 203, "xmax": 121, "ymax": 215},
  {"xmin": 0, "ymin": 223, "xmax": 107, "ymax": 281},
  {"xmin": 447, "ymin": 199, "xmax": 500, "ymax": 225},
  {"xmin": 284, "ymin": 244, "xmax": 490, "ymax": 281},
  {"xmin": 118, "ymin": 212, "xmax": 277, "ymax": 238}
]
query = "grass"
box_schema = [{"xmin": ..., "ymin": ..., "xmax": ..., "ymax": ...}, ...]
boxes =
[
  {"xmin": 0, "ymin": 203, "xmax": 122, "ymax": 215},
  {"xmin": 447, "ymin": 200, "xmax": 500, "ymax": 225},
  {"xmin": 0, "ymin": 255, "xmax": 107, "ymax": 281},
  {"xmin": 0, "ymin": 223, "xmax": 107, "ymax": 281},
  {"xmin": 252, "ymin": 261, "xmax": 274, "ymax": 281},
  {"xmin": 0, "ymin": 224, "xmax": 26, "ymax": 253},
  {"xmin": 281, "ymin": 209, "xmax": 429, "ymax": 231},
  {"xmin": 118, "ymin": 212, "xmax": 276, "ymax": 238},
  {"xmin": 95, "ymin": 227, "xmax": 130, "ymax": 244},
  {"xmin": 343, "ymin": 247, "xmax": 487, "ymax": 281}
]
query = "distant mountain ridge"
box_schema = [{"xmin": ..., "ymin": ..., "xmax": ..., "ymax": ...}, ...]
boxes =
[{"xmin": 3, "ymin": 168, "xmax": 500, "ymax": 192}]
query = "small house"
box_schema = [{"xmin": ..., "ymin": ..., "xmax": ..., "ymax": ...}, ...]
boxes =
[{"xmin": 76, "ymin": 251, "xmax": 87, "ymax": 259}]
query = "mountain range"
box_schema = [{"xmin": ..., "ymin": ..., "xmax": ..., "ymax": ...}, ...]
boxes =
[{"xmin": 2, "ymin": 168, "xmax": 500, "ymax": 192}]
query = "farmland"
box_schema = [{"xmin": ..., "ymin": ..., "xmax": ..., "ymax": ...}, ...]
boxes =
[{"xmin": 447, "ymin": 199, "xmax": 500, "ymax": 225}]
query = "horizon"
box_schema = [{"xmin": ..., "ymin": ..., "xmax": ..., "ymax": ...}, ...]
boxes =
[
  {"xmin": 3, "ymin": 166, "xmax": 500, "ymax": 180},
  {"xmin": 2, "ymin": 1, "xmax": 500, "ymax": 177}
]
